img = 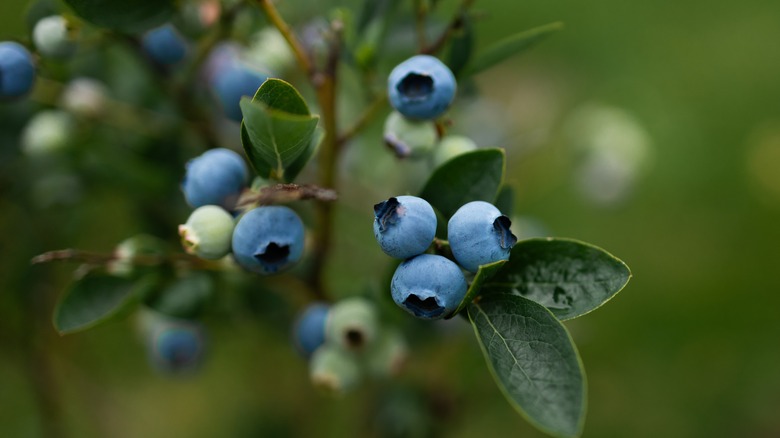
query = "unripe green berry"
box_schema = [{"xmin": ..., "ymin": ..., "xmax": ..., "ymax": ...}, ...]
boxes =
[
  {"xmin": 326, "ymin": 297, "xmax": 379, "ymax": 352},
  {"xmin": 33, "ymin": 16, "xmax": 77, "ymax": 59},
  {"xmin": 383, "ymin": 110, "xmax": 438, "ymax": 159},
  {"xmin": 432, "ymin": 135, "xmax": 478, "ymax": 167},
  {"xmin": 178, "ymin": 205, "xmax": 235, "ymax": 260},
  {"xmin": 21, "ymin": 110, "xmax": 75, "ymax": 156},
  {"xmin": 366, "ymin": 328, "xmax": 408, "ymax": 378},
  {"xmin": 60, "ymin": 78, "xmax": 108, "ymax": 118},
  {"xmin": 309, "ymin": 345, "xmax": 362, "ymax": 395}
]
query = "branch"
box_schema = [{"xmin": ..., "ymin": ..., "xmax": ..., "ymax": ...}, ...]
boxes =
[
  {"xmin": 337, "ymin": 94, "xmax": 387, "ymax": 147},
  {"xmin": 237, "ymin": 183, "xmax": 338, "ymax": 208},
  {"xmin": 255, "ymin": 0, "xmax": 315, "ymax": 78}
]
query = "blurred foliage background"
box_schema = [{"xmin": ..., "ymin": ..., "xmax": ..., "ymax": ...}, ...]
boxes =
[{"xmin": 2, "ymin": 0, "xmax": 780, "ymax": 437}]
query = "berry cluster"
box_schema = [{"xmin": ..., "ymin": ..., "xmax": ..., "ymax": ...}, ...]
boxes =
[
  {"xmin": 374, "ymin": 197, "xmax": 517, "ymax": 320},
  {"xmin": 178, "ymin": 148, "xmax": 305, "ymax": 275},
  {"xmin": 292, "ymin": 298, "xmax": 407, "ymax": 394}
]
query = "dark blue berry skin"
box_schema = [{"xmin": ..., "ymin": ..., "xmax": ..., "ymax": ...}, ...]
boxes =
[
  {"xmin": 387, "ymin": 55, "xmax": 456, "ymax": 120},
  {"xmin": 293, "ymin": 302, "xmax": 330, "ymax": 357},
  {"xmin": 0, "ymin": 42, "xmax": 35, "ymax": 99},
  {"xmin": 232, "ymin": 206, "xmax": 305, "ymax": 275},
  {"xmin": 391, "ymin": 254, "xmax": 467, "ymax": 320},
  {"xmin": 152, "ymin": 325, "xmax": 204, "ymax": 373},
  {"xmin": 212, "ymin": 62, "xmax": 268, "ymax": 122},
  {"xmin": 373, "ymin": 196, "xmax": 436, "ymax": 259},
  {"xmin": 142, "ymin": 24, "xmax": 188, "ymax": 65},
  {"xmin": 448, "ymin": 201, "xmax": 517, "ymax": 272},
  {"xmin": 182, "ymin": 148, "xmax": 248, "ymax": 210}
]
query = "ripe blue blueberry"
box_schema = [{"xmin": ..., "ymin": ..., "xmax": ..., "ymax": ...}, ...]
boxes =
[
  {"xmin": 142, "ymin": 24, "xmax": 188, "ymax": 65},
  {"xmin": 294, "ymin": 302, "xmax": 330, "ymax": 358},
  {"xmin": 182, "ymin": 148, "xmax": 248, "ymax": 210},
  {"xmin": 387, "ymin": 55, "xmax": 456, "ymax": 120},
  {"xmin": 448, "ymin": 201, "xmax": 517, "ymax": 272},
  {"xmin": 212, "ymin": 60, "xmax": 268, "ymax": 122},
  {"xmin": 0, "ymin": 41, "xmax": 35, "ymax": 99},
  {"xmin": 151, "ymin": 324, "xmax": 204, "ymax": 373},
  {"xmin": 232, "ymin": 206, "xmax": 305, "ymax": 275},
  {"xmin": 373, "ymin": 196, "xmax": 436, "ymax": 259},
  {"xmin": 391, "ymin": 254, "xmax": 467, "ymax": 319}
]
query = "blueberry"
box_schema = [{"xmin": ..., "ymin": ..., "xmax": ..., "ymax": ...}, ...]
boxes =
[
  {"xmin": 293, "ymin": 302, "xmax": 330, "ymax": 358},
  {"xmin": 383, "ymin": 110, "xmax": 438, "ymax": 159},
  {"xmin": 387, "ymin": 55, "xmax": 456, "ymax": 120},
  {"xmin": 21, "ymin": 110, "xmax": 74, "ymax": 157},
  {"xmin": 179, "ymin": 205, "xmax": 235, "ymax": 260},
  {"xmin": 0, "ymin": 41, "xmax": 35, "ymax": 99},
  {"xmin": 142, "ymin": 24, "xmax": 188, "ymax": 65},
  {"xmin": 309, "ymin": 344, "xmax": 362, "ymax": 394},
  {"xmin": 447, "ymin": 201, "xmax": 517, "ymax": 272},
  {"xmin": 365, "ymin": 327, "xmax": 408, "ymax": 378},
  {"xmin": 182, "ymin": 148, "xmax": 248, "ymax": 210},
  {"xmin": 60, "ymin": 78, "xmax": 108, "ymax": 118},
  {"xmin": 32, "ymin": 16, "xmax": 77, "ymax": 59},
  {"xmin": 391, "ymin": 254, "xmax": 467, "ymax": 319},
  {"xmin": 211, "ymin": 60, "xmax": 268, "ymax": 122},
  {"xmin": 150, "ymin": 323, "xmax": 204, "ymax": 373},
  {"xmin": 373, "ymin": 196, "xmax": 436, "ymax": 259},
  {"xmin": 231, "ymin": 206, "xmax": 305, "ymax": 275},
  {"xmin": 325, "ymin": 297, "xmax": 379, "ymax": 352}
]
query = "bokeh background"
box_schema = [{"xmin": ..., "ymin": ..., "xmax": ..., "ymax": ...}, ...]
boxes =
[{"xmin": 2, "ymin": 0, "xmax": 780, "ymax": 437}]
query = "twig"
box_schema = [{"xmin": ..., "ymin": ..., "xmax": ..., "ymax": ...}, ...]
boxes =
[
  {"xmin": 30, "ymin": 249, "xmax": 221, "ymax": 270},
  {"xmin": 254, "ymin": 0, "xmax": 315, "ymax": 78},
  {"xmin": 337, "ymin": 94, "xmax": 387, "ymax": 146},
  {"xmin": 237, "ymin": 183, "xmax": 338, "ymax": 208}
]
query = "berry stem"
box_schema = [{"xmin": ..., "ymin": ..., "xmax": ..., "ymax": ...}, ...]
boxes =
[{"xmin": 30, "ymin": 249, "xmax": 223, "ymax": 271}]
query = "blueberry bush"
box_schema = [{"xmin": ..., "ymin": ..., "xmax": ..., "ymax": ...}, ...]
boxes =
[{"xmin": 4, "ymin": 0, "xmax": 631, "ymax": 436}]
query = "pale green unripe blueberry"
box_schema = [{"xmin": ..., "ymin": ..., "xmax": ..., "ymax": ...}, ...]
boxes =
[
  {"xmin": 432, "ymin": 135, "xmax": 478, "ymax": 167},
  {"xmin": 326, "ymin": 297, "xmax": 379, "ymax": 352},
  {"xmin": 178, "ymin": 205, "xmax": 235, "ymax": 260},
  {"xmin": 383, "ymin": 110, "xmax": 438, "ymax": 159},
  {"xmin": 33, "ymin": 16, "xmax": 77, "ymax": 59},
  {"xmin": 366, "ymin": 328, "xmax": 408, "ymax": 378},
  {"xmin": 60, "ymin": 78, "xmax": 108, "ymax": 118},
  {"xmin": 309, "ymin": 345, "xmax": 362, "ymax": 395},
  {"xmin": 21, "ymin": 110, "xmax": 74, "ymax": 156}
]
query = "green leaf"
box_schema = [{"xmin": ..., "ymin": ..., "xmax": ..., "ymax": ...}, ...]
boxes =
[
  {"xmin": 463, "ymin": 22, "xmax": 564, "ymax": 77},
  {"xmin": 250, "ymin": 78, "xmax": 311, "ymax": 116},
  {"xmin": 240, "ymin": 79, "xmax": 320, "ymax": 181},
  {"xmin": 485, "ymin": 238, "xmax": 631, "ymax": 321},
  {"xmin": 54, "ymin": 273, "xmax": 157, "ymax": 334},
  {"xmin": 283, "ymin": 127, "xmax": 324, "ymax": 183},
  {"xmin": 419, "ymin": 148, "xmax": 505, "ymax": 219},
  {"xmin": 448, "ymin": 259, "xmax": 506, "ymax": 318},
  {"xmin": 64, "ymin": 0, "xmax": 174, "ymax": 33},
  {"xmin": 145, "ymin": 272, "xmax": 213, "ymax": 319},
  {"xmin": 468, "ymin": 293, "xmax": 586, "ymax": 438},
  {"xmin": 447, "ymin": 14, "xmax": 474, "ymax": 77}
]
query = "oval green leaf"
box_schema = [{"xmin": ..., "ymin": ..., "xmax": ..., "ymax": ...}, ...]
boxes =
[
  {"xmin": 64, "ymin": 0, "xmax": 174, "ymax": 33},
  {"xmin": 462, "ymin": 22, "xmax": 563, "ymax": 77},
  {"xmin": 485, "ymin": 238, "xmax": 631, "ymax": 320},
  {"xmin": 419, "ymin": 148, "xmax": 505, "ymax": 219},
  {"xmin": 54, "ymin": 273, "xmax": 157, "ymax": 334},
  {"xmin": 241, "ymin": 100, "xmax": 319, "ymax": 181},
  {"xmin": 468, "ymin": 293, "xmax": 586, "ymax": 438}
]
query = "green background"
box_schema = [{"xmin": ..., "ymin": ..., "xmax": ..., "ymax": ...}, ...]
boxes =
[{"xmin": 2, "ymin": 0, "xmax": 780, "ymax": 437}]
